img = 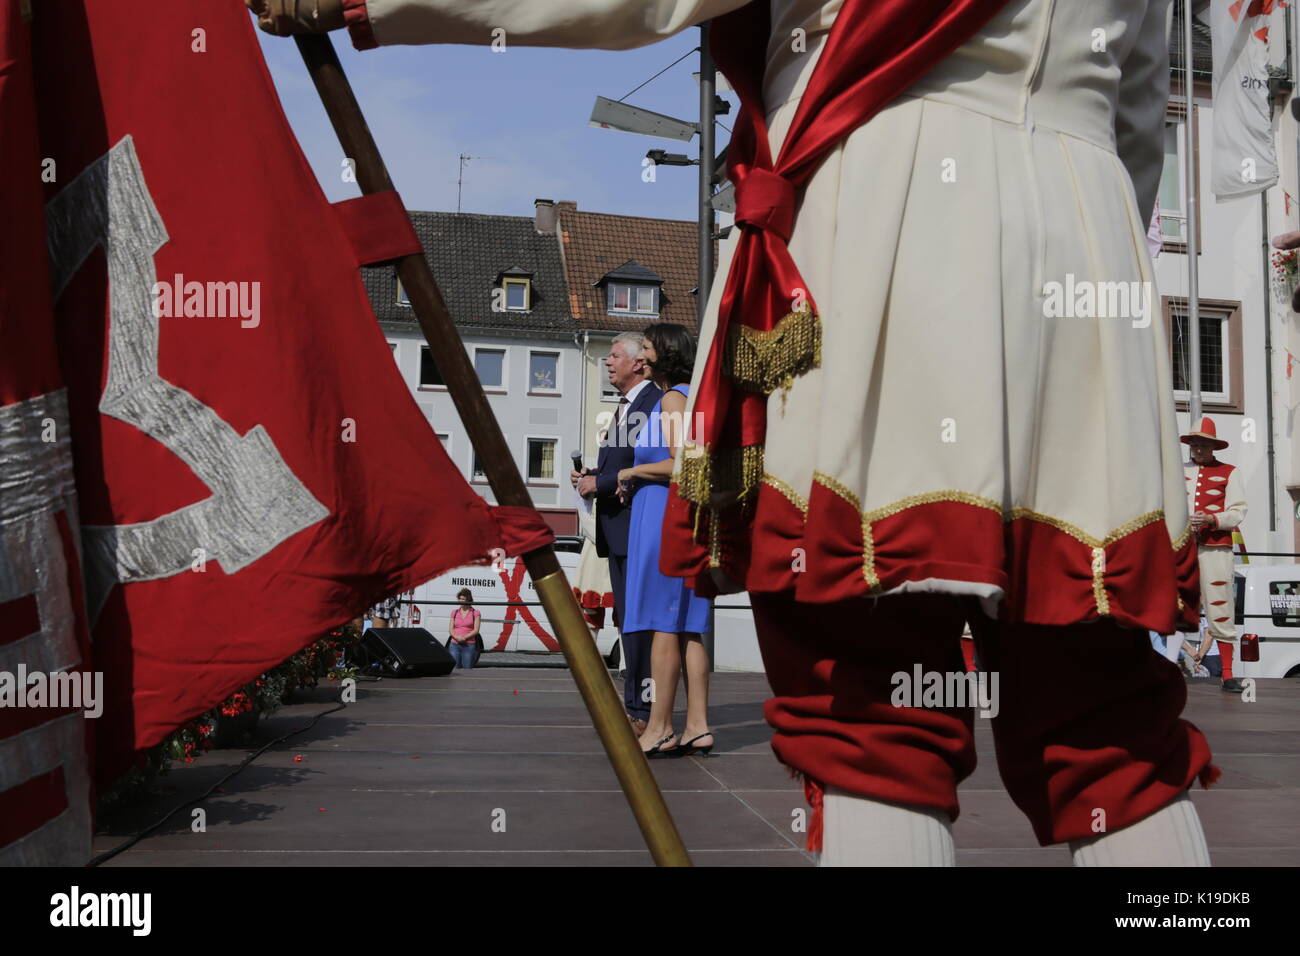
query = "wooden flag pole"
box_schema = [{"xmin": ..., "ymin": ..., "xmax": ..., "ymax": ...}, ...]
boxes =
[{"xmin": 293, "ymin": 33, "xmax": 691, "ymax": 867}]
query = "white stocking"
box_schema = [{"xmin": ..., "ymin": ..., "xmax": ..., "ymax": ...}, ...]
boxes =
[
  {"xmin": 819, "ymin": 787, "xmax": 955, "ymax": 867},
  {"xmin": 1069, "ymin": 793, "xmax": 1210, "ymax": 866}
]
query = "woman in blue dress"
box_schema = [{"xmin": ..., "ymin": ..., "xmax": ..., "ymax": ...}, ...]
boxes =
[{"xmin": 618, "ymin": 323, "xmax": 714, "ymax": 758}]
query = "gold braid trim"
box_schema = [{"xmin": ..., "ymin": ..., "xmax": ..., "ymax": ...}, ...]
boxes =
[
  {"xmin": 862, "ymin": 516, "xmax": 880, "ymax": 591},
  {"xmin": 1171, "ymin": 524, "xmax": 1192, "ymax": 550},
  {"xmin": 723, "ymin": 308, "xmax": 821, "ymax": 394},
  {"xmin": 863, "ymin": 489, "xmax": 1003, "ymax": 523},
  {"xmin": 810, "ymin": 478, "xmax": 1178, "ymax": 617},
  {"xmin": 1090, "ymin": 547, "xmax": 1110, "ymax": 617},
  {"xmin": 1008, "ymin": 507, "xmax": 1165, "ymax": 548},
  {"xmin": 811, "ymin": 470, "xmax": 861, "ymax": 511},
  {"xmin": 1102, "ymin": 510, "xmax": 1166, "ymax": 546},
  {"xmin": 862, "ymin": 489, "xmax": 1000, "ymax": 590},
  {"xmin": 761, "ymin": 472, "xmax": 808, "ymax": 514}
]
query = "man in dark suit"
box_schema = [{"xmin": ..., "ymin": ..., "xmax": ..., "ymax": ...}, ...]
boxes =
[{"xmin": 572, "ymin": 332, "xmax": 661, "ymax": 732}]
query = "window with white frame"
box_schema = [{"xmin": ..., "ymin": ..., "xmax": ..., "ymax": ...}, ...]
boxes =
[
  {"xmin": 529, "ymin": 351, "xmax": 559, "ymax": 392},
  {"xmin": 397, "ymin": 276, "xmax": 411, "ymax": 306},
  {"xmin": 527, "ymin": 438, "xmax": 557, "ymax": 482},
  {"xmin": 607, "ymin": 282, "xmax": 659, "ymax": 316},
  {"xmin": 474, "ymin": 348, "xmax": 506, "ymax": 389},
  {"xmin": 472, "ymin": 451, "xmax": 486, "ymax": 481}
]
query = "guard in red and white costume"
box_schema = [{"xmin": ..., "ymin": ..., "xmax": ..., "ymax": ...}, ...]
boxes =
[
  {"xmin": 1182, "ymin": 418, "xmax": 1247, "ymax": 692},
  {"xmin": 250, "ymin": 0, "xmax": 1218, "ymax": 867}
]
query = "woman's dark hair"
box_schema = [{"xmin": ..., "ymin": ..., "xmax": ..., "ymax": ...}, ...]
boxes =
[
  {"xmin": 456, "ymin": 588, "xmax": 473, "ymax": 602},
  {"xmin": 642, "ymin": 322, "xmax": 696, "ymax": 387}
]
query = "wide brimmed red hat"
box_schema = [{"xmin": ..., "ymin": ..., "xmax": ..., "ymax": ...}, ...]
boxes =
[{"xmin": 1180, "ymin": 416, "xmax": 1228, "ymax": 450}]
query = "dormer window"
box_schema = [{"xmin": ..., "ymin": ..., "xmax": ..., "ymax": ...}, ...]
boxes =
[
  {"xmin": 609, "ymin": 283, "xmax": 658, "ymax": 315},
  {"xmin": 503, "ymin": 277, "xmax": 531, "ymax": 310},
  {"xmin": 496, "ymin": 267, "xmax": 533, "ymax": 312},
  {"xmin": 596, "ymin": 260, "xmax": 664, "ymax": 318}
]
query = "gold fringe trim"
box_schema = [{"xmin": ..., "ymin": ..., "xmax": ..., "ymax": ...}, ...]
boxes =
[
  {"xmin": 708, "ymin": 508, "xmax": 722, "ymax": 569},
  {"xmin": 670, "ymin": 307, "xmax": 820, "ymax": 569},
  {"xmin": 677, "ymin": 443, "xmax": 765, "ymax": 507},
  {"xmin": 723, "ymin": 308, "xmax": 822, "ymax": 395}
]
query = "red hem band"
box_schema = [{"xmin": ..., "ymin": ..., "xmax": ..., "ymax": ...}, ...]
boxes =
[{"xmin": 667, "ymin": 480, "xmax": 1198, "ymax": 634}]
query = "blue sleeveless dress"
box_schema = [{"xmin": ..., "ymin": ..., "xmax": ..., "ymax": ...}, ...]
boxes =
[{"xmin": 622, "ymin": 385, "xmax": 712, "ymax": 634}]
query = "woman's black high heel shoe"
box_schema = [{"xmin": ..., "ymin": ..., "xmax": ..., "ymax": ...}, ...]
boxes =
[
  {"xmin": 644, "ymin": 733, "xmax": 679, "ymax": 759},
  {"xmin": 677, "ymin": 732, "xmax": 714, "ymax": 757}
]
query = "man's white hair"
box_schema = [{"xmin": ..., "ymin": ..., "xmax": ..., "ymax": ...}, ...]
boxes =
[{"xmin": 611, "ymin": 331, "xmax": 645, "ymax": 357}]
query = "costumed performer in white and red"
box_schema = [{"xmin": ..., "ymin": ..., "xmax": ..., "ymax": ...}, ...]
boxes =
[
  {"xmin": 250, "ymin": 0, "xmax": 1217, "ymax": 867},
  {"xmin": 1181, "ymin": 417, "xmax": 1247, "ymax": 693}
]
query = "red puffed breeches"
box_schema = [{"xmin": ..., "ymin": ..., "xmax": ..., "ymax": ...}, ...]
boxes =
[{"xmin": 751, "ymin": 591, "xmax": 1218, "ymax": 849}]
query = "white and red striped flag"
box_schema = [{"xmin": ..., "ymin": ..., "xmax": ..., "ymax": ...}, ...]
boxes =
[{"xmin": 0, "ymin": 0, "xmax": 95, "ymax": 865}]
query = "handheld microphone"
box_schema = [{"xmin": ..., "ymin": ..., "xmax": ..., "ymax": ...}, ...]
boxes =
[{"xmin": 571, "ymin": 450, "xmax": 585, "ymax": 476}]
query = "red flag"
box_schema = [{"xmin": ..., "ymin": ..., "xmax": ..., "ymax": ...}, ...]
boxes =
[
  {"xmin": 28, "ymin": 1, "xmax": 551, "ymax": 787},
  {"xmin": 0, "ymin": 0, "xmax": 95, "ymax": 864}
]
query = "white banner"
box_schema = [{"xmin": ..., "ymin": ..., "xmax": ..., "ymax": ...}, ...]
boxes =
[{"xmin": 1210, "ymin": 0, "xmax": 1281, "ymax": 201}]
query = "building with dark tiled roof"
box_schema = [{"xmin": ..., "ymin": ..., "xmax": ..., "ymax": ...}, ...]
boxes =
[
  {"xmin": 361, "ymin": 199, "xmax": 714, "ymax": 529},
  {"xmin": 362, "ymin": 211, "xmax": 583, "ymax": 531}
]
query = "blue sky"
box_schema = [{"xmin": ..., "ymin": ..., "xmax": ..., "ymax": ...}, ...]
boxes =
[{"xmin": 256, "ymin": 27, "xmax": 735, "ymax": 223}]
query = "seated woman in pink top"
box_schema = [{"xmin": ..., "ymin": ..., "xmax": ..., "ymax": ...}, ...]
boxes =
[{"xmin": 448, "ymin": 588, "xmax": 481, "ymax": 670}]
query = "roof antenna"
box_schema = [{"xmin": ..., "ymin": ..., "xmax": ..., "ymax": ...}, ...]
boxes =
[{"xmin": 457, "ymin": 153, "xmax": 491, "ymax": 213}]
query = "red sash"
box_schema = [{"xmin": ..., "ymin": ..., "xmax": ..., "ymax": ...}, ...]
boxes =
[{"xmin": 663, "ymin": 0, "xmax": 1012, "ymax": 593}]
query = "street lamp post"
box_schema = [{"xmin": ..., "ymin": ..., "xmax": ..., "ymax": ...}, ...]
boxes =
[
  {"xmin": 698, "ymin": 22, "xmax": 716, "ymax": 320},
  {"xmin": 588, "ymin": 28, "xmax": 726, "ymax": 669}
]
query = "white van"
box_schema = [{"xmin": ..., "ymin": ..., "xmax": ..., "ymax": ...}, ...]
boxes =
[{"xmin": 1235, "ymin": 564, "xmax": 1300, "ymax": 680}]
